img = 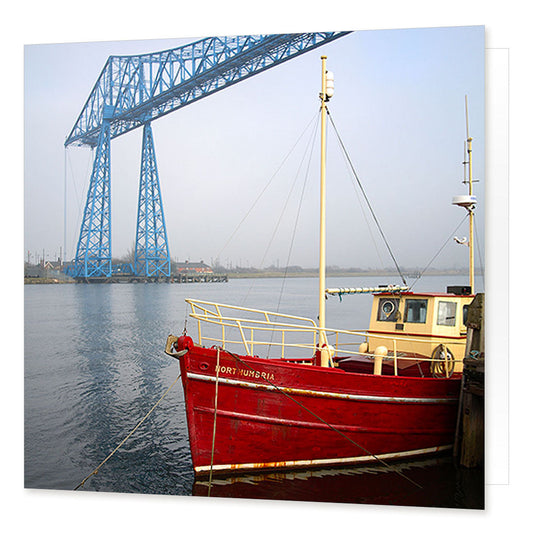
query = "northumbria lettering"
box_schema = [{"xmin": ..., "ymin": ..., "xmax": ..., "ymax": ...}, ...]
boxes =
[{"xmin": 216, "ymin": 365, "xmax": 275, "ymax": 382}]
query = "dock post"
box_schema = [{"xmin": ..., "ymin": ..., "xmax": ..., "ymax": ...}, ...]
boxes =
[{"xmin": 454, "ymin": 293, "xmax": 484, "ymax": 468}]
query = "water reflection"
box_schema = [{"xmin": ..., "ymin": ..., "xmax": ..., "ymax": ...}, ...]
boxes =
[
  {"xmin": 69, "ymin": 284, "xmax": 194, "ymax": 494},
  {"xmin": 192, "ymin": 455, "xmax": 484, "ymax": 509},
  {"xmin": 25, "ymin": 277, "xmax": 484, "ymax": 505}
]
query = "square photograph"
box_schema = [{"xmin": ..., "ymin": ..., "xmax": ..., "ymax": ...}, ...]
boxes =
[{"xmin": 24, "ymin": 27, "xmax": 485, "ymax": 509}]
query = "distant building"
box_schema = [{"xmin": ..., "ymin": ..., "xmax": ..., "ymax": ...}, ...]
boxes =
[
  {"xmin": 174, "ymin": 260, "xmax": 213, "ymax": 274},
  {"xmin": 25, "ymin": 265, "xmax": 43, "ymax": 278},
  {"xmin": 44, "ymin": 259, "xmax": 62, "ymax": 272}
]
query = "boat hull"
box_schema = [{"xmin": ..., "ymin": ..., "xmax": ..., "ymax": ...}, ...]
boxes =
[{"xmin": 175, "ymin": 336, "xmax": 461, "ymax": 476}]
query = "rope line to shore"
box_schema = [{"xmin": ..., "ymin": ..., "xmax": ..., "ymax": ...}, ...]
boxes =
[
  {"xmin": 226, "ymin": 350, "xmax": 423, "ymax": 490},
  {"xmin": 73, "ymin": 373, "xmax": 181, "ymax": 491},
  {"xmin": 207, "ymin": 348, "xmax": 221, "ymax": 496}
]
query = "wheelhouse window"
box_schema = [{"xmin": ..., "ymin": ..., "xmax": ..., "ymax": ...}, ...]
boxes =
[
  {"xmin": 377, "ymin": 298, "xmax": 400, "ymax": 322},
  {"xmin": 437, "ymin": 301, "xmax": 457, "ymax": 326},
  {"xmin": 404, "ymin": 299, "xmax": 427, "ymax": 323}
]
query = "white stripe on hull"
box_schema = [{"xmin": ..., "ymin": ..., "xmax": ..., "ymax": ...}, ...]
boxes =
[
  {"xmin": 194, "ymin": 445, "xmax": 453, "ymax": 474},
  {"xmin": 187, "ymin": 372, "xmax": 457, "ymax": 404}
]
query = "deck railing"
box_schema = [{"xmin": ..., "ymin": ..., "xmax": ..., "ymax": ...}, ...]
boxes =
[{"xmin": 186, "ymin": 299, "xmax": 463, "ymax": 377}]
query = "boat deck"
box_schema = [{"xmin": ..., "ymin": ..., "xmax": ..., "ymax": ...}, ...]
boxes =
[
  {"xmin": 335, "ymin": 354, "xmax": 435, "ymax": 378},
  {"xmin": 259, "ymin": 353, "xmax": 453, "ymax": 379}
]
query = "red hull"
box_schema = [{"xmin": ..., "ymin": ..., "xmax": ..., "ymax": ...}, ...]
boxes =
[{"xmin": 174, "ymin": 336, "xmax": 461, "ymax": 476}]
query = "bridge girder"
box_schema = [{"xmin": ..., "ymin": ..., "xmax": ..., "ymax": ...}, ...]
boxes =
[{"xmin": 65, "ymin": 32, "xmax": 350, "ymax": 148}]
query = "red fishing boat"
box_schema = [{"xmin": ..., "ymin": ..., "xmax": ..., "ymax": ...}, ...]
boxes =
[{"xmin": 165, "ymin": 57, "xmax": 479, "ymax": 477}]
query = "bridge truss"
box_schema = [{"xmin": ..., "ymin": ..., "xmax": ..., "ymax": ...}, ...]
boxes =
[{"xmin": 65, "ymin": 31, "xmax": 350, "ymax": 279}]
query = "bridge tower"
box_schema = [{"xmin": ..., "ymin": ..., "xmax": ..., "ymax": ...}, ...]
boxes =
[
  {"xmin": 72, "ymin": 112, "xmax": 112, "ymax": 278},
  {"xmin": 134, "ymin": 123, "xmax": 170, "ymax": 277},
  {"xmin": 65, "ymin": 32, "xmax": 350, "ymax": 280}
]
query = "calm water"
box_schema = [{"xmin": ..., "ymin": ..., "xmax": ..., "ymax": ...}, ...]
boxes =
[{"xmin": 24, "ymin": 275, "xmax": 484, "ymax": 508}]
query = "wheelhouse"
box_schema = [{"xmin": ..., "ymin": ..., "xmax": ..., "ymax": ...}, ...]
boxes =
[{"xmin": 367, "ymin": 286, "xmax": 474, "ymax": 368}]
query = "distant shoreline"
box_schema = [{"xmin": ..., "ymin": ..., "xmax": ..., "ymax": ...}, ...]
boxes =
[
  {"xmin": 24, "ymin": 269, "xmax": 476, "ymax": 284},
  {"xmin": 225, "ymin": 270, "xmax": 471, "ymax": 279}
]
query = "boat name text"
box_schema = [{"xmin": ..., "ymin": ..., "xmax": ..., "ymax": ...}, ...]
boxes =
[{"xmin": 216, "ymin": 365, "xmax": 275, "ymax": 382}]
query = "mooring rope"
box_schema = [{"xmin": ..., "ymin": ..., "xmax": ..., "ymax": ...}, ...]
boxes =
[
  {"xmin": 207, "ymin": 348, "xmax": 221, "ymax": 497},
  {"xmin": 73, "ymin": 373, "xmax": 181, "ymax": 491},
  {"xmin": 225, "ymin": 349, "xmax": 423, "ymax": 490}
]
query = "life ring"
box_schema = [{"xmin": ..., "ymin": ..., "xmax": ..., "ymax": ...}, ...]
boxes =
[
  {"xmin": 430, "ymin": 344, "xmax": 455, "ymax": 378},
  {"xmin": 382, "ymin": 300, "xmax": 395, "ymax": 318}
]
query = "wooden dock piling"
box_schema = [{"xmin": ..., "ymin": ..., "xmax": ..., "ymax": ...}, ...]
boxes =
[
  {"xmin": 73, "ymin": 273, "xmax": 228, "ymax": 284},
  {"xmin": 454, "ymin": 293, "xmax": 484, "ymax": 468}
]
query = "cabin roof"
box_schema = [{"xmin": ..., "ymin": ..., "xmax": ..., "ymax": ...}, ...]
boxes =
[{"xmin": 375, "ymin": 291, "xmax": 472, "ymax": 298}]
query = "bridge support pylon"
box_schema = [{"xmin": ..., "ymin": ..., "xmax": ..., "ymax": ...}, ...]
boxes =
[
  {"xmin": 134, "ymin": 122, "xmax": 171, "ymax": 277},
  {"xmin": 72, "ymin": 117, "xmax": 112, "ymax": 278}
]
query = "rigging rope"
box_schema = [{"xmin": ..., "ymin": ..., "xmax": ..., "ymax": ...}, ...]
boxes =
[
  {"xmin": 263, "ymin": 111, "xmax": 320, "ymax": 355},
  {"xmin": 326, "ymin": 108, "xmax": 407, "ymax": 285},
  {"xmin": 226, "ymin": 349, "xmax": 423, "ymax": 490},
  {"xmin": 214, "ymin": 110, "xmax": 320, "ymax": 268},
  {"xmin": 240, "ymin": 110, "xmax": 321, "ymax": 308},
  {"xmin": 275, "ymin": 110, "xmax": 320, "ymax": 312},
  {"xmin": 409, "ymin": 213, "xmax": 470, "ymax": 291},
  {"xmin": 66, "ymin": 146, "xmax": 93, "ymax": 259},
  {"xmin": 331, "ymin": 124, "xmax": 386, "ymax": 271},
  {"xmin": 73, "ymin": 373, "xmax": 181, "ymax": 491},
  {"xmin": 474, "ymin": 213, "xmax": 485, "ymax": 289}
]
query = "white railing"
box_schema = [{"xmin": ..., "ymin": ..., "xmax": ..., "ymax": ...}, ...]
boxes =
[
  {"xmin": 186, "ymin": 299, "xmax": 463, "ymax": 377},
  {"xmin": 187, "ymin": 299, "xmax": 318, "ymax": 360}
]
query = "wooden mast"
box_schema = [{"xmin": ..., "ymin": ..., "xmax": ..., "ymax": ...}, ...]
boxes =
[{"xmin": 318, "ymin": 56, "xmax": 329, "ymax": 366}]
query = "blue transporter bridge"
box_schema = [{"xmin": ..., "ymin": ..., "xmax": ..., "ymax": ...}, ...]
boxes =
[{"xmin": 63, "ymin": 32, "xmax": 350, "ymax": 281}]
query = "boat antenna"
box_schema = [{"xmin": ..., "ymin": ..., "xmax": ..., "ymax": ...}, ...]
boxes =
[
  {"xmin": 465, "ymin": 94, "xmax": 470, "ymax": 140},
  {"xmin": 452, "ymin": 95, "xmax": 476, "ymax": 294},
  {"xmin": 465, "ymin": 96, "xmax": 474, "ymax": 294}
]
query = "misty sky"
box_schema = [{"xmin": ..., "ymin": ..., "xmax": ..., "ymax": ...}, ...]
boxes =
[{"xmin": 24, "ymin": 26, "xmax": 485, "ymax": 271}]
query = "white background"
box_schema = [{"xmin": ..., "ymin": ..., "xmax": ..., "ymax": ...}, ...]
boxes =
[{"xmin": 6, "ymin": 1, "xmax": 528, "ymax": 530}]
